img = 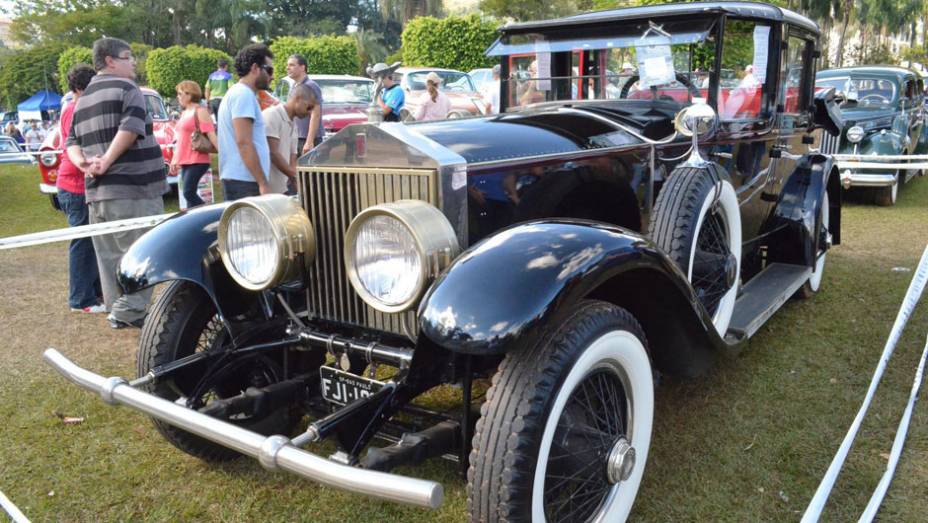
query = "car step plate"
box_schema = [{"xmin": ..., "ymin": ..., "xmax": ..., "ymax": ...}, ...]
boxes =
[{"xmin": 320, "ymin": 366, "xmax": 385, "ymax": 406}]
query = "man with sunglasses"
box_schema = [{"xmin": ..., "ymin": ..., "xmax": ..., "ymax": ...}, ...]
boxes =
[
  {"xmin": 65, "ymin": 37, "xmax": 168, "ymax": 330},
  {"xmin": 216, "ymin": 43, "xmax": 274, "ymax": 201}
]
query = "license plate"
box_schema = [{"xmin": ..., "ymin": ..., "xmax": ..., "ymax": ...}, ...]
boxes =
[{"xmin": 320, "ymin": 366, "xmax": 385, "ymax": 406}]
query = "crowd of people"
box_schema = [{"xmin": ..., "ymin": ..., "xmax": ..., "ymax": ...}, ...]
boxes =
[{"xmin": 2, "ymin": 120, "xmax": 54, "ymax": 151}]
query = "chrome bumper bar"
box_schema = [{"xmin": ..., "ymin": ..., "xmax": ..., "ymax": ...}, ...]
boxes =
[
  {"xmin": 43, "ymin": 348, "xmax": 443, "ymax": 509},
  {"xmin": 39, "ymin": 182, "xmax": 57, "ymax": 194},
  {"xmin": 839, "ymin": 172, "xmax": 898, "ymax": 188},
  {"xmin": 835, "ymin": 153, "xmax": 928, "ymax": 172}
]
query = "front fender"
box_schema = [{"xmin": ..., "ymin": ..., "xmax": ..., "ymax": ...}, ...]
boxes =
[
  {"xmin": 418, "ymin": 220, "xmax": 724, "ymax": 377},
  {"xmin": 767, "ymin": 153, "xmax": 841, "ymax": 266},
  {"xmin": 118, "ymin": 202, "xmax": 261, "ymax": 329}
]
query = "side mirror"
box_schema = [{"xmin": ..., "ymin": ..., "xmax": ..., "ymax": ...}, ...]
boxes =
[{"xmin": 812, "ymin": 87, "xmax": 844, "ymax": 137}]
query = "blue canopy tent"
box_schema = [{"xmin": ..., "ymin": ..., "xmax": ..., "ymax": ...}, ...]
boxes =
[{"xmin": 17, "ymin": 89, "xmax": 62, "ymax": 122}]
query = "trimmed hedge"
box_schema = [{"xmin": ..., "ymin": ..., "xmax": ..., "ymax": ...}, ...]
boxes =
[
  {"xmin": 57, "ymin": 47, "xmax": 93, "ymax": 93},
  {"xmin": 146, "ymin": 45, "xmax": 231, "ymax": 97},
  {"xmin": 401, "ymin": 14, "xmax": 497, "ymax": 71},
  {"xmin": 269, "ymin": 35, "xmax": 362, "ymax": 81}
]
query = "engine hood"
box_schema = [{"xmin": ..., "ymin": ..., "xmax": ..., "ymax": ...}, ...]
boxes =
[{"xmin": 303, "ymin": 101, "xmax": 673, "ymax": 168}]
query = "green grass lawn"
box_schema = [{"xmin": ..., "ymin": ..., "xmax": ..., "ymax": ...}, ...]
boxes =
[{"xmin": 0, "ymin": 163, "xmax": 927, "ymax": 521}]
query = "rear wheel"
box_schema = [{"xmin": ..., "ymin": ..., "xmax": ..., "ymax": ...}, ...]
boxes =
[
  {"xmin": 138, "ymin": 281, "xmax": 296, "ymax": 461},
  {"xmin": 649, "ymin": 165, "xmax": 741, "ymax": 336},
  {"xmin": 796, "ymin": 191, "xmax": 830, "ymax": 299},
  {"xmin": 467, "ymin": 301, "xmax": 653, "ymax": 522}
]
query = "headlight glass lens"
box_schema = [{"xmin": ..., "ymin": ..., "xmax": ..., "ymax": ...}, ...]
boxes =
[
  {"xmin": 846, "ymin": 125, "xmax": 865, "ymax": 143},
  {"xmin": 224, "ymin": 207, "xmax": 279, "ymax": 286},
  {"xmin": 40, "ymin": 153, "xmax": 57, "ymax": 166},
  {"xmin": 353, "ymin": 215, "xmax": 421, "ymax": 306}
]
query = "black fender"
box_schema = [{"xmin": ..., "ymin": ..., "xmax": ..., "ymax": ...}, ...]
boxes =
[
  {"xmin": 767, "ymin": 153, "xmax": 841, "ymax": 267},
  {"xmin": 117, "ymin": 202, "xmax": 262, "ymax": 338},
  {"xmin": 418, "ymin": 219, "xmax": 726, "ymax": 377}
]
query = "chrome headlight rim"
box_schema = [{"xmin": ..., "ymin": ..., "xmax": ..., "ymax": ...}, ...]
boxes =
[
  {"xmin": 217, "ymin": 195, "xmax": 316, "ymax": 291},
  {"xmin": 846, "ymin": 125, "xmax": 865, "ymax": 143},
  {"xmin": 674, "ymin": 98, "xmax": 718, "ymax": 139},
  {"xmin": 39, "ymin": 152, "xmax": 57, "ymax": 167},
  {"xmin": 344, "ymin": 200, "xmax": 459, "ymax": 314}
]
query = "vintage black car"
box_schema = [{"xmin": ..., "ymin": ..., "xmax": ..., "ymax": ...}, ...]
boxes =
[
  {"xmin": 45, "ymin": 2, "xmax": 846, "ymax": 521},
  {"xmin": 816, "ymin": 66, "xmax": 928, "ymax": 205}
]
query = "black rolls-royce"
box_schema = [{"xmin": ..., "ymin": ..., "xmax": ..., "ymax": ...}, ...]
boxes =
[{"xmin": 45, "ymin": 2, "xmax": 846, "ymax": 521}]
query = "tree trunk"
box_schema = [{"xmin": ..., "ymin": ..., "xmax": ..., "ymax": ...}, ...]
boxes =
[{"xmin": 835, "ymin": 0, "xmax": 852, "ymax": 67}]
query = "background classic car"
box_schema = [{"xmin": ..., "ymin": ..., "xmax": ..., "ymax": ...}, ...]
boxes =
[
  {"xmin": 0, "ymin": 136, "xmax": 33, "ymax": 165},
  {"xmin": 394, "ymin": 66, "xmax": 486, "ymax": 121},
  {"xmin": 46, "ymin": 3, "xmax": 844, "ymax": 522},
  {"xmin": 816, "ymin": 66, "xmax": 928, "ymax": 205},
  {"xmin": 37, "ymin": 87, "xmax": 175, "ymax": 208}
]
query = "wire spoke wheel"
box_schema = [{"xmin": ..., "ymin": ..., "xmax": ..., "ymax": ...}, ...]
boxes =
[{"xmin": 543, "ymin": 369, "xmax": 629, "ymax": 522}]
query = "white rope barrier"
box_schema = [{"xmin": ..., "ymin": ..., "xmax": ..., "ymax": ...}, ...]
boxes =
[
  {"xmin": 0, "ymin": 213, "xmax": 173, "ymax": 251},
  {"xmin": 801, "ymin": 245, "xmax": 928, "ymax": 522},
  {"xmin": 0, "ymin": 489, "xmax": 30, "ymax": 523},
  {"xmin": 857, "ymin": 335, "xmax": 928, "ymax": 523}
]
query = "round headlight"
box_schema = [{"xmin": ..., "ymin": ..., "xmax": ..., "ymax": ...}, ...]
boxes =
[
  {"xmin": 218, "ymin": 194, "xmax": 315, "ymax": 291},
  {"xmin": 846, "ymin": 125, "xmax": 865, "ymax": 143},
  {"xmin": 40, "ymin": 152, "xmax": 57, "ymax": 167},
  {"xmin": 345, "ymin": 200, "xmax": 460, "ymax": 313}
]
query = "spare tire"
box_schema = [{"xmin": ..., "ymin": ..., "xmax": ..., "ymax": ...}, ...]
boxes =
[{"xmin": 649, "ymin": 164, "xmax": 741, "ymax": 337}]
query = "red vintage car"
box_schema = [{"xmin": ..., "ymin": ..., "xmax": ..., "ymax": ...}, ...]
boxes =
[
  {"xmin": 38, "ymin": 86, "xmax": 176, "ymax": 208},
  {"xmin": 310, "ymin": 75, "xmax": 375, "ymax": 138}
]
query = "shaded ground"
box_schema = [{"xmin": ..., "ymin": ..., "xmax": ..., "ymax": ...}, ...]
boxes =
[{"xmin": 1, "ymin": 163, "xmax": 927, "ymax": 521}]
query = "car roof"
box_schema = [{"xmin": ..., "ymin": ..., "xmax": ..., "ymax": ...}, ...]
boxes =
[
  {"xmin": 140, "ymin": 86, "xmax": 159, "ymax": 96},
  {"xmin": 817, "ymin": 66, "xmax": 917, "ymax": 81},
  {"xmin": 309, "ymin": 74, "xmax": 373, "ymax": 83},
  {"xmin": 500, "ymin": 1, "xmax": 818, "ymax": 35}
]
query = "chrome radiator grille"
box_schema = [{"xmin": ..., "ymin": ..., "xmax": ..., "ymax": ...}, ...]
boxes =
[
  {"xmin": 297, "ymin": 166, "xmax": 439, "ymax": 335},
  {"xmin": 820, "ymin": 130, "xmax": 839, "ymax": 155}
]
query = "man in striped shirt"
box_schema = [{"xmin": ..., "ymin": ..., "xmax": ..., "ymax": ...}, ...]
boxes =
[{"xmin": 66, "ymin": 37, "xmax": 167, "ymax": 330}]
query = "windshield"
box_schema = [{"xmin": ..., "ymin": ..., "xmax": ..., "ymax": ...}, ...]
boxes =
[
  {"xmin": 816, "ymin": 77, "xmax": 898, "ymax": 107},
  {"xmin": 407, "ymin": 71, "xmax": 477, "ymax": 92},
  {"xmin": 0, "ymin": 139, "xmax": 19, "ymax": 153},
  {"xmin": 317, "ymin": 80, "xmax": 373, "ymax": 104},
  {"xmin": 498, "ymin": 18, "xmax": 721, "ymax": 110},
  {"xmin": 145, "ymin": 94, "xmax": 168, "ymax": 120}
]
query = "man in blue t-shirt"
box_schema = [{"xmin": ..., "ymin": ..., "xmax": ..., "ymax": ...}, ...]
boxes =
[
  {"xmin": 377, "ymin": 73, "xmax": 405, "ymax": 122},
  {"xmin": 217, "ymin": 44, "xmax": 273, "ymax": 200}
]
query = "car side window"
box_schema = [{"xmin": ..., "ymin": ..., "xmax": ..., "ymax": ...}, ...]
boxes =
[
  {"xmin": 718, "ymin": 20, "xmax": 773, "ymax": 122},
  {"xmin": 780, "ymin": 34, "xmax": 811, "ymax": 115}
]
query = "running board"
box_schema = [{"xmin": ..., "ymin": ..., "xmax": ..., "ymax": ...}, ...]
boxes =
[{"xmin": 726, "ymin": 263, "xmax": 812, "ymax": 342}]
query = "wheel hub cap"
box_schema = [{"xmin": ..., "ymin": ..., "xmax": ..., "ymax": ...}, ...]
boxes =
[{"xmin": 606, "ymin": 437, "xmax": 636, "ymax": 484}]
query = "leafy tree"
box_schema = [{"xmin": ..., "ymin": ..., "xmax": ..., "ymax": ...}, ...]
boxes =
[
  {"xmin": 146, "ymin": 45, "xmax": 231, "ymax": 97},
  {"xmin": 354, "ymin": 29, "xmax": 389, "ymax": 69},
  {"xmin": 0, "ymin": 42, "xmax": 66, "ymax": 107}
]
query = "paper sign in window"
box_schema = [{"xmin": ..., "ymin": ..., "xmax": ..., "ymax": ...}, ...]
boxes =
[
  {"xmin": 536, "ymin": 40, "xmax": 552, "ymax": 91},
  {"xmin": 752, "ymin": 26, "xmax": 770, "ymax": 84},
  {"xmin": 636, "ymin": 37, "xmax": 675, "ymax": 88}
]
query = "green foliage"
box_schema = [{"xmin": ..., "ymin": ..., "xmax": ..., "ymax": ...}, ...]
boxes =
[
  {"xmin": 0, "ymin": 42, "xmax": 66, "ymax": 108},
  {"xmin": 146, "ymin": 45, "xmax": 231, "ymax": 98},
  {"xmin": 130, "ymin": 43, "xmax": 153, "ymax": 87},
  {"xmin": 385, "ymin": 49, "xmax": 404, "ymax": 65},
  {"xmin": 269, "ymin": 35, "xmax": 362, "ymax": 77},
  {"xmin": 480, "ymin": 0, "xmax": 577, "ymax": 21},
  {"xmin": 56, "ymin": 47, "xmax": 93, "ymax": 93},
  {"xmin": 401, "ymin": 14, "xmax": 497, "ymax": 71}
]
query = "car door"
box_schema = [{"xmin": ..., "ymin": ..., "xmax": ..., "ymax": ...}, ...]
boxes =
[{"xmin": 771, "ymin": 29, "xmax": 815, "ymax": 219}]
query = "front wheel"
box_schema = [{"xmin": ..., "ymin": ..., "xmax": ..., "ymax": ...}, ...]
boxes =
[
  {"xmin": 138, "ymin": 281, "xmax": 297, "ymax": 461},
  {"xmin": 467, "ymin": 301, "xmax": 653, "ymax": 522}
]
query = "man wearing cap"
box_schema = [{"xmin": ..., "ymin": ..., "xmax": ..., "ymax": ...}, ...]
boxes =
[
  {"xmin": 481, "ymin": 65, "xmax": 501, "ymax": 115},
  {"xmin": 372, "ymin": 63, "xmax": 405, "ymax": 122}
]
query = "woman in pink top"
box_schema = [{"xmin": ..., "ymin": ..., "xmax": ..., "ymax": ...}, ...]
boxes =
[
  {"xmin": 414, "ymin": 72, "xmax": 452, "ymax": 121},
  {"xmin": 172, "ymin": 80, "xmax": 218, "ymax": 207},
  {"xmin": 57, "ymin": 64, "xmax": 104, "ymax": 314}
]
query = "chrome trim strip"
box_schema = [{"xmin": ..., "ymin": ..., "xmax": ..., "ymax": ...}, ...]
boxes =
[
  {"xmin": 43, "ymin": 348, "xmax": 443, "ymax": 509},
  {"xmin": 833, "ymin": 154, "xmax": 928, "ymax": 161}
]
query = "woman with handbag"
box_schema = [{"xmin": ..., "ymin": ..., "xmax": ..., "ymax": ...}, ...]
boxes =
[{"xmin": 172, "ymin": 80, "xmax": 218, "ymax": 208}]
